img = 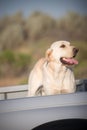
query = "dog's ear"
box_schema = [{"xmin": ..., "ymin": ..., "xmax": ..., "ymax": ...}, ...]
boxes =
[{"xmin": 46, "ymin": 49, "xmax": 53, "ymax": 61}]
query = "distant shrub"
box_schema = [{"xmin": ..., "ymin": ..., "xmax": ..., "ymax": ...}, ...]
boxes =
[
  {"xmin": 26, "ymin": 11, "xmax": 56, "ymax": 40},
  {"xmin": 14, "ymin": 53, "xmax": 32, "ymax": 76},
  {"xmin": 0, "ymin": 51, "xmax": 32, "ymax": 77},
  {"xmin": 0, "ymin": 24, "xmax": 24, "ymax": 50},
  {"xmin": 15, "ymin": 53, "xmax": 31, "ymax": 68},
  {"xmin": 0, "ymin": 50, "xmax": 15, "ymax": 77},
  {"xmin": 0, "ymin": 50, "xmax": 15, "ymax": 64}
]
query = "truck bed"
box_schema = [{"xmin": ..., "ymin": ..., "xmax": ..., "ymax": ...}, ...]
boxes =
[{"xmin": 0, "ymin": 79, "xmax": 87, "ymax": 130}]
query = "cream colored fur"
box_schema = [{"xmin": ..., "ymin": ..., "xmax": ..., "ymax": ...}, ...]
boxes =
[{"xmin": 28, "ymin": 41, "xmax": 78, "ymax": 96}]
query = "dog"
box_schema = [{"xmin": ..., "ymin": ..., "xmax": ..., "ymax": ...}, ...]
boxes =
[{"xmin": 28, "ymin": 41, "xmax": 79, "ymax": 96}]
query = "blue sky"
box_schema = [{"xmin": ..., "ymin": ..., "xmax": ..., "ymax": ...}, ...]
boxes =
[{"xmin": 0, "ymin": 0, "xmax": 87, "ymax": 18}]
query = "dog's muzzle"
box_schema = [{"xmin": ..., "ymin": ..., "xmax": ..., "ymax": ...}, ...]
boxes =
[{"xmin": 60, "ymin": 48, "xmax": 79, "ymax": 65}]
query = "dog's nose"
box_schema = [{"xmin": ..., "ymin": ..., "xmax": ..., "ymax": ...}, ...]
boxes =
[{"xmin": 73, "ymin": 48, "xmax": 79, "ymax": 54}]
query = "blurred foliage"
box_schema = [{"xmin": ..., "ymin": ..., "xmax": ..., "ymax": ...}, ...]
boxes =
[
  {"xmin": 0, "ymin": 11, "xmax": 87, "ymax": 85},
  {"xmin": 0, "ymin": 11, "xmax": 87, "ymax": 48},
  {"xmin": 0, "ymin": 50, "xmax": 15, "ymax": 64},
  {"xmin": 0, "ymin": 50, "xmax": 31, "ymax": 77},
  {"xmin": 25, "ymin": 11, "xmax": 56, "ymax": 40},
  {"xmin": 0, "ymin": 24, "xmax": 24, "ymax": 50}
]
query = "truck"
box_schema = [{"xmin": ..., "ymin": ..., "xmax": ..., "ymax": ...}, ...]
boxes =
[{"xmin": 0, "ymin": 79, "xmax": 87, "ymax": 130}]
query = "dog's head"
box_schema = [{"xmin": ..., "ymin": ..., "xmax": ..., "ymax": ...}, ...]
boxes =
[{"xmin": 46, "ymin": 41, "xmax": 79, "ymax": 66}]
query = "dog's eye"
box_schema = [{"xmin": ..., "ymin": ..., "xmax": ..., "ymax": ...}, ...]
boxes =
[{"xmin": 60, "ymin": 44, "xmax": 65, "ymax": 48}]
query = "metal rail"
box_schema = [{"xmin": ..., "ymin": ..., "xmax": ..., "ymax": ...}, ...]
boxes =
[
  {"xmin": 0, "ymin": 85, "xmax": 28, "ymax": 100},
  {"xmin": 0, "ymin": 79, "xmax": 87, "ymax": 100}
]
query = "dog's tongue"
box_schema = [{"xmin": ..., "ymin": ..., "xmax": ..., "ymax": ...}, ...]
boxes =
[{"xmin": 63, "ymin": 58, "xmax": 78, "ymax": 65}]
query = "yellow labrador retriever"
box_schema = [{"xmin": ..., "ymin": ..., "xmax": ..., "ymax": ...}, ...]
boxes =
[{"xmin": 28, "ymin": 41, "xmax": 79, "ymax": 96}]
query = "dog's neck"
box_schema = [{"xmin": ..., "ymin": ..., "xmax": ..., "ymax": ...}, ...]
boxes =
[
  {"xmin": 46, "ymin": 60, "xmax": 73, "ymax": 79},
  {"xmin": 43, "ymin": 60, "xmax": 76, "ymax": 93}
]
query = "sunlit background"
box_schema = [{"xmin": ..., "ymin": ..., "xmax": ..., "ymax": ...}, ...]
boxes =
[{"xmin": 0, "ymin": 0, "xmax": 87, "ymax": 86}]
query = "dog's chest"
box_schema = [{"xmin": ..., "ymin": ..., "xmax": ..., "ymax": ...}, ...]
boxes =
[
  {"xmin": 51, "ymin": 67, "xmax": 75, "ymax": 88},
  {"xmin": 43, "ymin": 62, "xmax": 75, "ymax": 87}
]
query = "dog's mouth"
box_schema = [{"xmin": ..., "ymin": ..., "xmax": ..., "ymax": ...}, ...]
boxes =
[{"xmin": 60, "ymin": 57, "xmax": 78, "ymax": 65}]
